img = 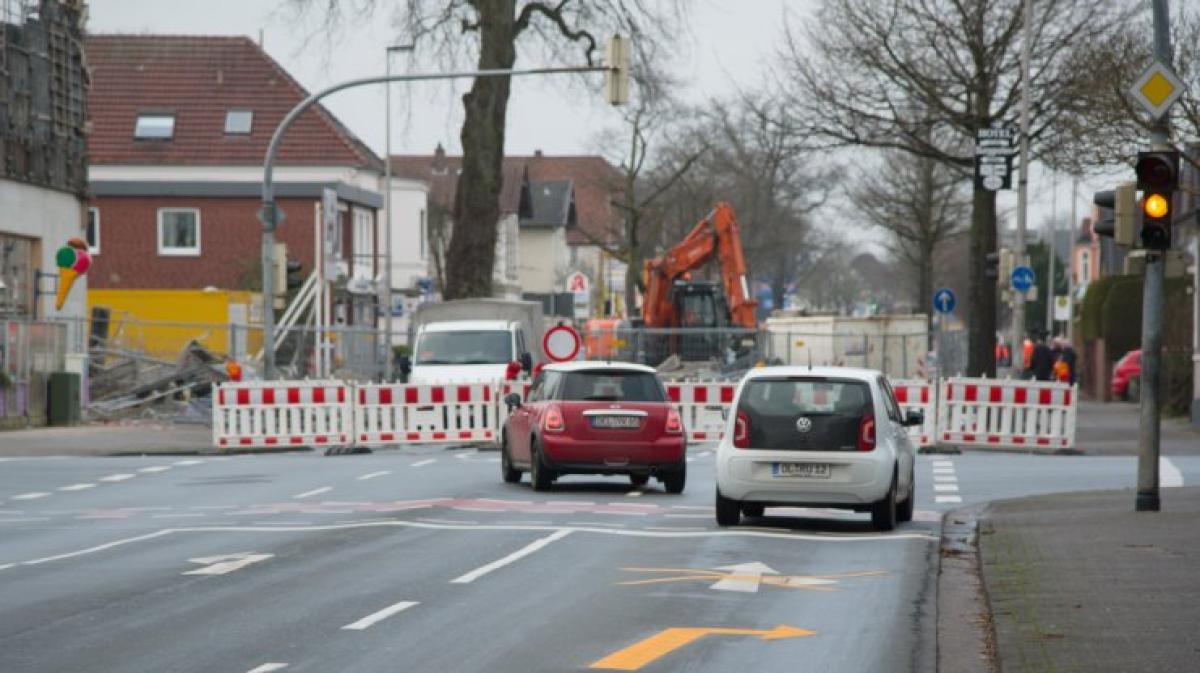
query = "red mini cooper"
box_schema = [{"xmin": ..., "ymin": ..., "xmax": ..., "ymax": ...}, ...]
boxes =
[{"xmin": 501, "ymin": 362, "xmax": 686, "ymax": 493}]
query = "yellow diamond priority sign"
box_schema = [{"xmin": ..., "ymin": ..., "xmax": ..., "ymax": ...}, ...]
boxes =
[{"xmin": 1131, "ymin": 61, "xmax": 1184, "ymax": 120}]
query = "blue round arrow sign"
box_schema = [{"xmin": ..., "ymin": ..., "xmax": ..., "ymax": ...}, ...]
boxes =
[
  {"xmin": 1011, "ymin": 265, "xmax": 1035, "ymax": 292},
  {"xmin": 932, "ymin": 288, "xmax": 956, "ymax": 314}
]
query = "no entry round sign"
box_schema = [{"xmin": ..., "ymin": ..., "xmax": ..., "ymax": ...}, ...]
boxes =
[{"xmin": 543, "ymin": 325, "xmax": 582, "ymax": 363}]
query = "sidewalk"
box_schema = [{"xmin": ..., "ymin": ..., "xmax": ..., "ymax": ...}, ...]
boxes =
[
  {"xmin": 976, "ymin": 487, "xmax": 1200, "ymax": 672},
  {"xmin": 0, "ymin": 422, "xmax": 221, "ymax": 456},
  {"xmin": 1072, "ymin": 399, "xmax": 1199, "ymax": 456}
]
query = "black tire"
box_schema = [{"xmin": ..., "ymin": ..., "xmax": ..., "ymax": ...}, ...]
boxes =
[
  {"xmin": 628, "ymin": 473, "xmax": 650, "ymax": 487},
  {"xmin": 715, "ymin": 488, "xmax": 741, "ymax": 526},
  {"xmin": 500, "ymin": 434, "xmax": 522, "ymax": 484},
  {"xmin": 529, "ymin": 439, "xmax": 554, "ymax": 492},
  {"xmin": 661, "ymin": 465, "xmax": 686, "ymax": 494},
  {"xmin": 871, "ymin": 471, "xmax": 898, "ymax": 532},
  {"xmin": 897, "ymin": 466, "xmax": 914, "ymax": 523},
  {"xmin": 741, "ymin": 503, "xmax": 765, "ymax": 518}
]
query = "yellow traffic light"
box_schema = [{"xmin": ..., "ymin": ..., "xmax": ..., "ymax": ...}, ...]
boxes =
[{"xmin": 1144, "ymin": 193, "xmax": 1169, "ymax": 219}]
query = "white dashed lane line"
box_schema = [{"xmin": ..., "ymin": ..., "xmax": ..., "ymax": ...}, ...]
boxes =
[
  {"xmin": 99, "ymin": 474, "xmax": 135, "ymax": 483},
  {"xmin": 410, "ymin": 459, "xmax": 436, "ymax": 468},
  {"xmin": 246, "ymin": 664, "xmax": 289, "ymax": 673},
  {"xmin": 357, "ymin": 471, "xmax": 391, "ymax": 481},
  {"xmin": 138, "ymin": 466, "xmax": 171, "ymax": 473},
  {"xmin": 341, "ymin": 601, "xmax": 419, "ymax": 631},
  {"xmin": 450, "ymin": 529, "xmax": 572, "ymax": 584},
  {"xmin": 293, "ymin": 487, "xmax": 332, "ymax": 499},
  {"xmin": 58, "ymin": 483, "xmax": 96, "ymax": 492},
  {"xmin": 11, "ymin": 492, "xmax": 50, "ymax": 501}
]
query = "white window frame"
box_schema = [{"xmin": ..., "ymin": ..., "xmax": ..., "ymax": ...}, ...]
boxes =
[
  {"xmin": 134, "ymin": 113, "xmax": 175, "ymax": 139},
  {"xmin": 157, "ymin": 208, "xmax": 201, "ymax": 257},
  {"xmin": 86, "ymin": 207, "xmax": 100, "ymax": 255}
]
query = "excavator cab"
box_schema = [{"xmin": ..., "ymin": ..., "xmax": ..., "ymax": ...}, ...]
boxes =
[{"xmin": 673, "ymin": 281, "xmax": 729, "ymax": 360}]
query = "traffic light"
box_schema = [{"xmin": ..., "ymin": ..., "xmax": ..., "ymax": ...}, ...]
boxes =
[
  {"xmin": 984, "ymin": 248, "xmax": 1014, "ymax": 281},
  {"xmin": 1135, "ymin": 150, "xmax": 1179, "ymax": 250},
  {"xmin": 984, "ymin": 251, "xmax": 1000, "ymax": 280},
  {"xmin": 604, "ymin": 34, "xmax": 630, "ymax": 106},
  {"xmin": 1092, "ymin": 182, "xmax": 1137, "ymax": 247},
  {"xmin": 286, "ymin": 259, "xmax": 304, "ymax": 291}
]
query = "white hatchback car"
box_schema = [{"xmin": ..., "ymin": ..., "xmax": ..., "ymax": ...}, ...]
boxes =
[{"xmin": 714, "ymin": 367, "xmax": 920, "ymax": 531}]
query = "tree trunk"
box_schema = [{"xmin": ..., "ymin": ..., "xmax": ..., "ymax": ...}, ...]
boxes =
[
  {"xmin": 444, "ymin": 0, "xmax": 518, "ymax": 300},
  {"xmin": 968, "ymin": 186, "xmax": 998, "ymax": 377},
  {"xmin": 917, "ymin": 242, "xmax": 933, "ymax": 318},
  {"xmin": 624, "ymin": 211, "xmax": 641, "ymax": 319}
]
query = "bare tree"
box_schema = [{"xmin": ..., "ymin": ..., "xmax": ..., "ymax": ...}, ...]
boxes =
[
  {"xmin": 289, "ymin": 0, "xmax": 681, "ymax": 299},
  {"xmin": 850, "ymin": 150, "xmax": 969, "ymax": 317},
  {"xmin": 776, "ymin": 0, "xmax": 1128, "ymax": 375}
]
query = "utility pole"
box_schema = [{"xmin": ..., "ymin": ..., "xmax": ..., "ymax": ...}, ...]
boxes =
[
  {"xmin": 1137, "ymin": 0, "xmax": 1173, "ymax": 512},
  {"xmin": 382, "ymin": 44, "xmax": 414, "ymax": 381},
  {"xmin": 1067, "ymin": 176, "xmax": 1078, "ymax": 342},
  {"xmin": 1046, "ymin": 171, "xmax": 1058, "ymax": 334},
  {"xmin": 1011, "ymin": 0, "xmax": 1034, "ymax": 376}
]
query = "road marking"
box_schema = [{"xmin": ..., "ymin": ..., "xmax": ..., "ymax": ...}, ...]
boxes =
[
  {"xmin": 933, "ymin": 466, "xmax": 955, "ymax": 473},
  {"xmin": 294, "ymin": 487, "xmax": 332, "ymax": 499},
  {"xmin": 357, "ymin": 471, "xmax": 391, "ymax": 481},
  {"xmin": 710, "ymin": 562, "xmax": 779, "ymax": 592},
  {"xmin": 450, "ymin": 529, "xmax": 572, "ymax": 584},
  {"xmin": 934, "ymin": 483, "xmax": 960, "ymax": 492},
  {"xmin": 138, "ymin": 466, "xmax": 171, "ymax": 473},
  {"xmin": 625, "ymin": 490, "xmax": 644, "ymax": 498},
  {"xmin": 152, "ymin": 513, "xmax": 208, "ymax": 519},
  {"xmin": 664, "ymin": 513, "xmax": 712, "ymax": 519},
  {"xmin": 933, "ymin": 474, "xmax": 957, "ymax": 483},
  {"xmin": 0, "ymin": 517, "xmax": 51, "ymax": 523},
  {"xmin": 190, "ymin": 505, "xmax": 236, "ymax": 510},
  {"xmin": 416, "ymin": 517, "xmax": 481, "ymax": 525},
  {"xmin": 620, "ymin": 566, "xmax": 884, "ymax": 592},
  {"xmin": 410, "ymin": 459, "xmax": 436, "ymax": 467},
  {"xmin": 671, "ymin": 505, "xmax": 712, "ymax": 511},
  {"xmin": 936, "ymin": 495, "xmax": 963, "ymax": 504},
  {"xmin": 246, "ymin": 664, "xmax": 288, "ymax": 673},
  {"xmin": 183, "ymin": 552, "xmax": 273, "ymax": 576},
  {"xmin": 932, "ymin": 460, "xmax": 954, "ymax": 468},
  {"xmin": 59, "ymin": 483, "xmax": 96, "ymax": 491},
  {"xmin": 173, "ymin": 459, "xmax": 204, "ymax": 466},
  {"xmin": 590, "ymin": 625, "xmax": 815, "ymax": 670},
  {"xmin": 24, "ymin": 529, "xmax": 174, "ymax": 565},
  {"xmin": 99, "ymin": 474, "xmax": 135, "ymax": 482},
  {"xmin": 341, "ymin": 600, "xmax": 419, "ymax": 630},
  {"xmin": 1161, "ymin": 457, "xmax": 1184, "ymax": 487},
  {"xmin": 11, "ymin": 492, "xmax": 50, "ymax": 500},
  {"xmin": 0, "ymin": 563, "xmax": 14, "ymax": 571}
]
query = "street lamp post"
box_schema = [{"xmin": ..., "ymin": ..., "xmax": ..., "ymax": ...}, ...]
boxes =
[
  {"xmin": 383, "ymin": 44, "xmax": 414, "ymax": 381},
  {"xmin": 258, "ymin": 64, "xmax": 616, "ymax": 379}
]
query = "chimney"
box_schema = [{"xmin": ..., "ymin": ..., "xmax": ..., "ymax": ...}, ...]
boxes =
[
  {"xmin": 534, "ymin": 149, "xmax": 543, "ymax": 158},
  {"xmin": 434, "ymin": 143, "xmax": 446, "ymax": 159}
]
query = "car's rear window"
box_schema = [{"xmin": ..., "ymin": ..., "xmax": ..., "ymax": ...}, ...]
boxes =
[
  {"xmin": 557, "ymin": 370, "xmax": 666, "ymax": 402},
  {"xmin": 737, "ymin": 377, "xmax": 874, "ymax": 451}
]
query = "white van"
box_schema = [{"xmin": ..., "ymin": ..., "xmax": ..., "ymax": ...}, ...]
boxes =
[{"xmin": 408, "ymin": 319, "xmax": 534, "ymax": 384}]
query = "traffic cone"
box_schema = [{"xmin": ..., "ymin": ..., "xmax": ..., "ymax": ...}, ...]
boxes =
[{"xmin": 55, "ymin": 267, "xmax": 78, "ymax": 310}]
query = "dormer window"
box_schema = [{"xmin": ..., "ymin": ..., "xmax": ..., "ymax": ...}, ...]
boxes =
[
  {"xmin": 134, "ymin": 113, "xmax": 175, "ymax": 139},
  {"xmin": 224, "ymin": 109, "xmax": 253, "ymax": 134}
]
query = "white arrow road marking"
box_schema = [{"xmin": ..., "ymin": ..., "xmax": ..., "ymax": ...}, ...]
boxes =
[
  {"xmin": 59, "ymin": 483, "xmax": 96, "ymax": 491},
  {"xmin": 183, "ymin": 552, "xmax": 273, "ymax": 576},
  {"xmin": 1160, "ymin": 457, "xmax": 1184, "ymax": 488},
  {"xmin": 341, "ymin": 600, "xmax": 419, "ymax": 630},
  {"xmin": 711, "ymin": 562, "xmax": 780, "ymax": 593},
  {"xmin": 99, "ymin": 474, "xmax": 135, "ymax": 482},
  {"xmin": 11, "ymin": 492, "xmax": 50, "ymax": 500},
  {"xmin": 246, "ymin": 664, "xmax": 288, "ymax": 673}
]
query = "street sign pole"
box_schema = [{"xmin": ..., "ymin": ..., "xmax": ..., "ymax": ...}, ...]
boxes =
[
  {"xmin": 1136, "ymin": 0, "xmax": 1173, "ymax": 513},
  {"xmin": 1011, "ymin": 0, "xmax": 1034, "ymax": 379}
]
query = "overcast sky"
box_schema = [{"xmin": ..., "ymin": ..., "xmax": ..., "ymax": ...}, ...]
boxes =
[{"xmin": 88, "ymin": 0, "xmax": 1097, "ymax": 250}]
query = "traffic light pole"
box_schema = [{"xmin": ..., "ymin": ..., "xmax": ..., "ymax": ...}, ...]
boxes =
[
  {"xmin": 257, "ymin": 64, "xmax": 610, "ymax": 380},
  {"xmin": 1136, "ymin": 0, "xmax": 1172, "ymax": 512},
  {"xmin": 1010, "ymin": 0, "xmax": 1034, "ymax": 378}
]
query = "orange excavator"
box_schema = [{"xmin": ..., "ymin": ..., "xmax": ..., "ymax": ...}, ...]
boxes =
[{"xmin": 640, "ymin": 203, "xmax": 757, "ymax": 361}]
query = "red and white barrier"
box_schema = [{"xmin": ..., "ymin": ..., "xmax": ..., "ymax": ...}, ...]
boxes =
[
  {"xmin": 936, "ymin": 378, "xmax": 1077, "ymax": 450},
  {"xmin": 356, "ymin": 383, "xmax": 497, "ymax": 446},
  {"xmin": 212, "ymin": 380, "xmax": 351, "ymax": 449},
  {"xmin": 665, "ymin": 382, "xmax": 737, "ymax": 442},
  {"xmin": 891, "ymin": 379, "xmax": 935, "ymax": 448}
]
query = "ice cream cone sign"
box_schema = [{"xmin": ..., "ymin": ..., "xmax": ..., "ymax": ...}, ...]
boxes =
[{"xmin": 54, "ymin": 238, "xmax": 91, "ymax": 311}]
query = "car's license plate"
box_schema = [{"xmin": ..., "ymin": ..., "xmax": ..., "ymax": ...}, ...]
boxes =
[
  {"xmin": 590, "ymin": 415, "xmax": 641, "ymax": 429},
  {"xmin": 772, "ymin": 462, "xmax": 831, "ymax": 478}
]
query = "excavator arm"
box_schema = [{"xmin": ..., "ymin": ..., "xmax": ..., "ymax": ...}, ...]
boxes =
[{"xmin": 641, "ymin": 202, "xmax": 757, "ymax": 329}]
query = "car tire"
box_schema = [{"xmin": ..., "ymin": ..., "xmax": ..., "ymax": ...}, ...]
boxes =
[
  {"xmin": 897, "ymin": 466, "xmax": 914, "ymax": 523},
  {"xmin": 500, "ymin": 434, "xmax": 522, "ymax": 484},
  {"xmin": 530, "ymin": 440, "xmax": 554, "ymax": 492},
  {"xmin": 629, "ymin": 474, "xmax": 650, "ymax": 487},
  {"xmin": 715, "ymin": 487, "xmax": 741, "ymax": 526},
  {"xmin": 741, "ymin": 503, "xmax": 764, "ymax": 518},
  {"xmin": 661, "ymin": 465, "xmax": 686, "ymax": 494},
  {"xmin": 871, "ymin": 471, "xmax": 898, "ymax": 532}
]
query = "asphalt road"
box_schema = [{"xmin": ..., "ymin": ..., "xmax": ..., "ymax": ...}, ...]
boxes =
[{"xmin": 0, "ymin": 447, "xmax": 1195, "ymax": 673}]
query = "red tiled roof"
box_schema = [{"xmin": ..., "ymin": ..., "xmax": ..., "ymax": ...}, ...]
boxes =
[
  {"xmin": 86, "ymin": 35, "xmax": 382, "ymax": 170},
  {"xmin": 391, "ymin": 151, "xmax": 624, "ymax": 245}
]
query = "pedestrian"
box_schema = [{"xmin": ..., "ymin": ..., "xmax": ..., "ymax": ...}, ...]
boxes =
[
  {"xmin": 1022, "ymin": 336, "xmax": 1034, "ymax": 370},
  {"xmin": 1029, "ymin": 332, "xmax": 1055, "ymax": 382},
  {"xmin": 1059, "ymin": 338, "xmax": 1078, "ymax": 385}
]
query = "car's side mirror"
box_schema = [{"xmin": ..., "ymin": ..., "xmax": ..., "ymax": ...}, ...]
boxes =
[
  {"xmin": 903, "ymin": 409, "xmax": 924, "ymax": 427},
  {"xmin": 504, "ymin": 392, "xmax": 523, "ymax": 409},
  {"xmin": 519, "ymin": 352, "xmax": 533, "ymax": 373}
]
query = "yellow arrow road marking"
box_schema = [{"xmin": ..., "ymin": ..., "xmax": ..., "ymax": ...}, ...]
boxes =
[{"xmin": 590, "ymin": 625, "xmax": 816, "ymax": 670}]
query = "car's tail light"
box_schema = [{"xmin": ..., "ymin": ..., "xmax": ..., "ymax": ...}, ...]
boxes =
[
  {"xmin": 858, "ymin": 414, "xmax": 876, "ymax": 451},
  {"xmin": 505, "ymin": 360, "xmax": 521, "ymax": 380},
  {"xmin": 543, "ymin": 406, "xmax": 565, "ymax": 433},
  {"xmin": 733, "ymin": 410, "xmax": 750, "ymax": 448},
  {"xmin": 665, "ymin": 408, "xmax": 683, "ymax": 434}
]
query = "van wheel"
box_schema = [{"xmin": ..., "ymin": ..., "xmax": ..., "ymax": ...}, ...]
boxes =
[
  {"xmin": 716, "ymin": 488, "xmax": 741, "ymax": 526},
  {"xmin": 530, "ymin": 439, "xmax": 554, "ymax": 492},
  {"xmin": 897, "ymin": 467, "xmax": 914, "ymax": 523},
  {"xmin": 871, "ymin": 472, "xmax": 898, "ymax": 531},
  {"xmin": 500, "ymin": 434, "xmax": 522, "ymax": 484}
]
